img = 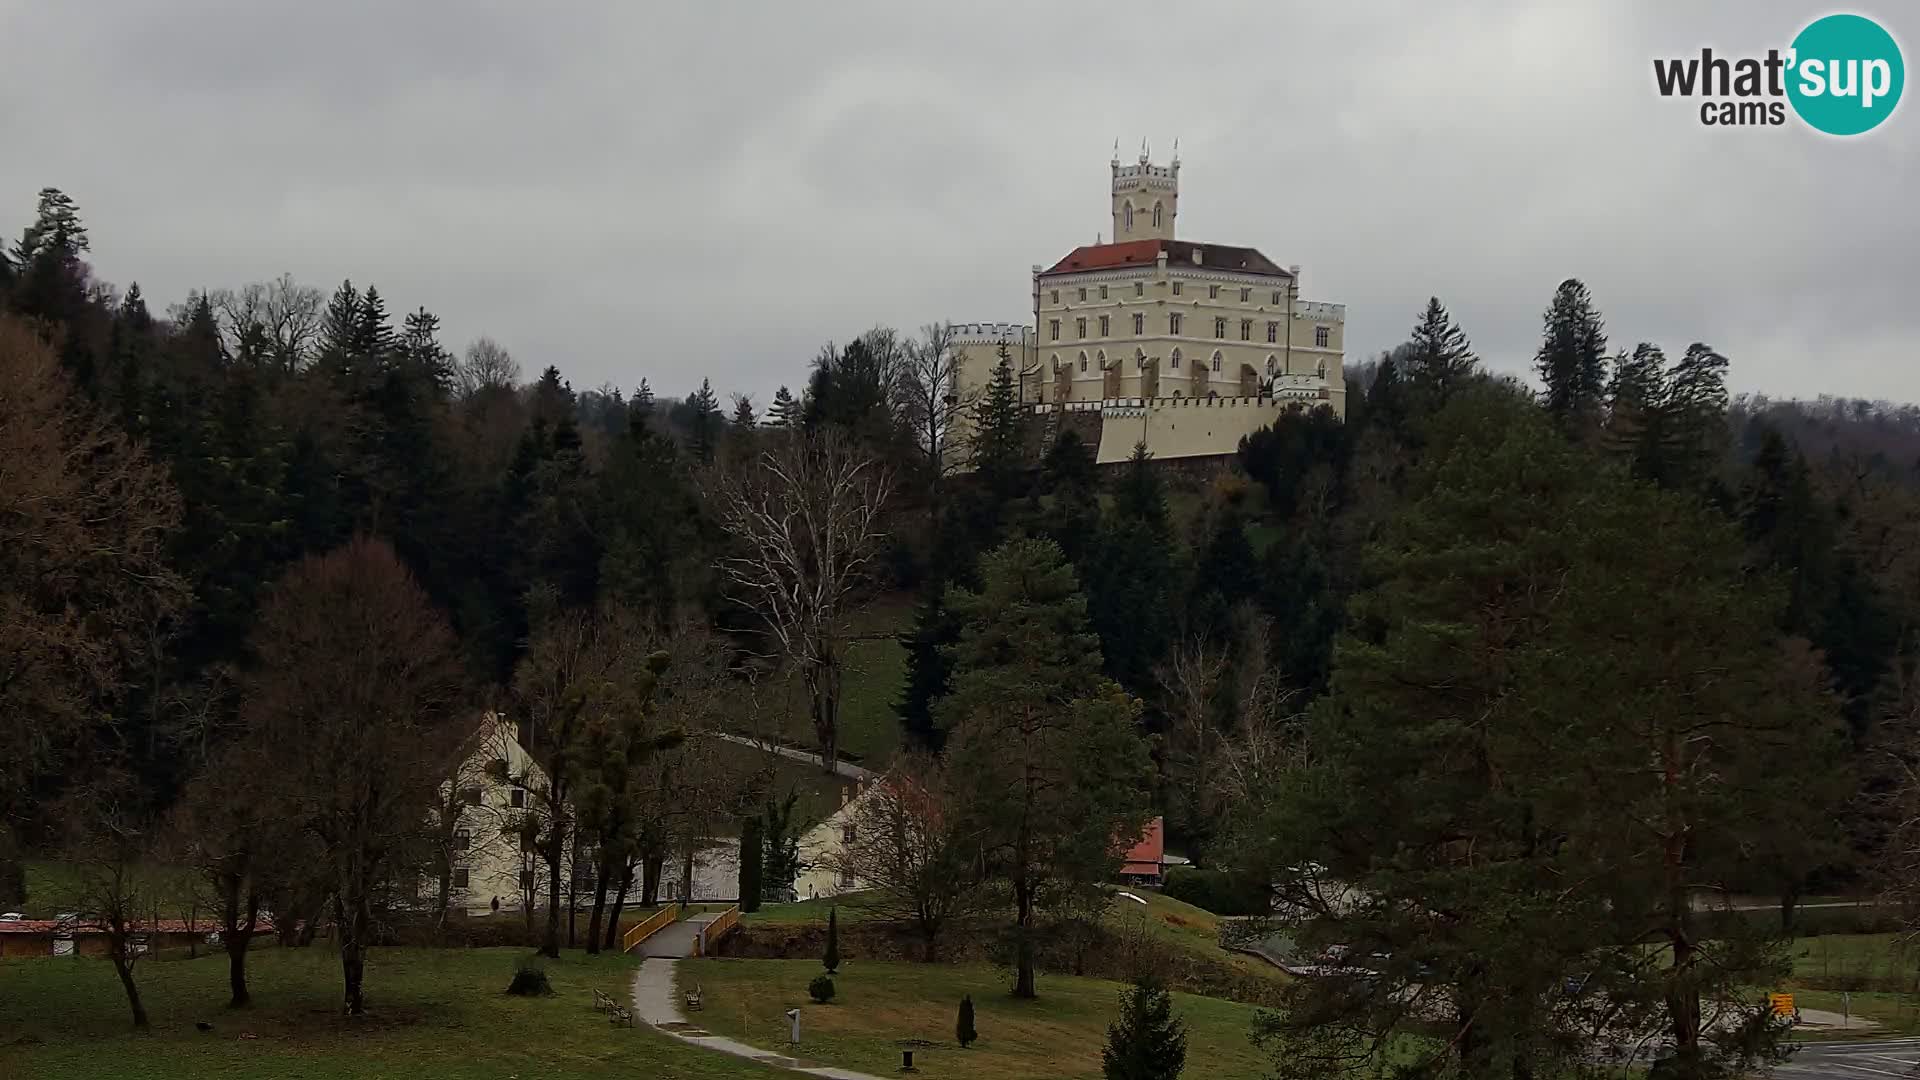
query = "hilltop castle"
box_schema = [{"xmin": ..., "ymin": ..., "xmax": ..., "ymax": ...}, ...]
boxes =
[{"xmin": 954, "ymin": 145, "xmax": 1345, "ymax": 464}]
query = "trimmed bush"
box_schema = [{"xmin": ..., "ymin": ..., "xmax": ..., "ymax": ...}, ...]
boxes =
[
  {"xmin": 823, "ymin": 907, "xmax": 840, "ymax": 973},
  {"xmin": 1162, "ymin": 867, "xmax": 1268, "ymax": 916},
  {"xmin": 505, "ymin": 956, "xmax": 552, "ymax": 996},
  {"xmin": 956, "ymin": 994, "xmax": 977, "ymax": 1048},
  {"xmin": 808, "ymin": 974, "xmax": 836, "ymax": 1003}
]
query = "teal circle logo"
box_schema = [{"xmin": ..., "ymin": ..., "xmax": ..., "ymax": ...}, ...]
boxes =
[{"xmin": 1787, "ymin": 14, "xmax": 1904, "ymax": 135}]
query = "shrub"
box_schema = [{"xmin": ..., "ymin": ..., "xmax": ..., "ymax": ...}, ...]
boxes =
[
  {"xmin": 808, "ymin": 974, "xmax": 836, "ymax": 1003},
  {"xmin": 506, "ymin": 956, "xmax": 552, "ymax": 996},
  {"xmin": 956, "ymin": 994, "xmax": 977, "ymax": 1048},
  {"xmin": 1103, "ymin": 975, "xmax": 1188, "ymax": 1079},
  {"xmin": 823, "ymin": 907, "xmax": 840, "ymax": 973},
  {"xmin": 1162, "ymin": 867, "xmax": 1267, "ymax": 916}
]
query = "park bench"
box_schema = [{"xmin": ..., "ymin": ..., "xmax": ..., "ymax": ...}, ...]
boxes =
[
  {"xmin": 608, "ymin": 1004, "xmax": 633, "ymax": 1027},
  {"xmin": 684, "ymin": 982, "xmax": 703, "ymax": 1012}
]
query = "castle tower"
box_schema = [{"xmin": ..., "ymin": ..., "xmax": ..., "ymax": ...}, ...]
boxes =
[{"xmin": 1111, "ymin": 139, "xmax": 1179, "ymax": 242}]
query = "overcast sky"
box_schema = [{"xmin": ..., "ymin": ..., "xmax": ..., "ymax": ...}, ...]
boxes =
[{"xmin": 3, "ymin": 1, "xmax": 1915, "ymax": 403}]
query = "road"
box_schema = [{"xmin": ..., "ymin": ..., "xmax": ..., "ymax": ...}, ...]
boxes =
[
  {"xmin": 707, "ymin": 731, "xmax": 876, "ymax": 783},
  {"xmin": 1775, "ymin": 1038, "xmax": 1920, "ymax": 1079}
]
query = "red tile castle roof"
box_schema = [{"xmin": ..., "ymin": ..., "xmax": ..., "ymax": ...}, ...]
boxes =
[
  {"xmin": 1041, "ymin": 240, "xmax": 1292, "ymax": 278},
  {"xmin": 1119, "ymin": 816, "xmax": 1166, "ymax": 877}
]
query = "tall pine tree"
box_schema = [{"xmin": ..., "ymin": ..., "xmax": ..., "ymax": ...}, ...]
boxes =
[{"xmin": 1534, "ymin": 278, "xmax": 1608, "ymax": 437}]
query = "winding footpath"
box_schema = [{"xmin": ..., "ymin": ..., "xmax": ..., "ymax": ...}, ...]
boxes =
[
  {"xmin": 707, "ymin": 731, "xmax": 878, "ymax": 783},
  {"xmin": 630, "ymin": 958, "xmax": 885, "ymax": 1080}
]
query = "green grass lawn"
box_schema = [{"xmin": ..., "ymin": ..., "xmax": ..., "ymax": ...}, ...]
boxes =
[
  {"xmin": 763, "ymin": 593, "xmax": 913, "ymax": 767},
  {"xmin": 19, "ymin": 860, "xmax": 199, "ymax": 920},
  {"xmin": 680, "ymin": 957, "xmax": 1270, "ymax": 1080},
  {"xmin": 1108, "ymin": 888, "xmax": 1289, "ymax": 986},
  {"xmin": 1790, "ymin": 933, "xmax": 1914, "ymax": 990},
  {"xmin": 0, "ymin": 946, "xmax": 782, "ymax": 1079}
]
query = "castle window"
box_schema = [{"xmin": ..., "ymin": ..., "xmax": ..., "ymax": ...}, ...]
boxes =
[
  {"xmin": 1267, "ymin": 321, "xmax": 1279, "ymax": 343},
  {"xmin": 462, "ymin": 787, "xmax": 482, "ymax": 806},
  {"xmin": 1100, "ymin": 285, "xmax": 1109, "ymax": 300},
  {"xmin": 1240, "ymin": 288, "xmax": 1251, "ymax": 302},
  {"xmin": 452, "ymin": 868, "xmax": 469, "ymax": 889},
  {"xmin": 1316, "ymin": 360, "xmax": 1327, "ymax": 378},
  {"xmin": 1153, "ymin": 202, "xmax": 1163, "ymax": 228},
  {"xmin": 1050, "ymin": 290, "xmax": 1059, "ymax": 305},
  {"xmin": 1315, "ymin": 325, "xmax": 1330, "ymax": 348},
  {"xmin": 1051, "ymin": 355, "xmax": 1060, "ymax": 373},
  {"xmin": 1208, "ymin": 284, "xmax": 1220, "ymax": 300},
  {"xmin": 1079, "ymin": 352, "xmax": 1088, "ymax": 372},
  {"xmin": 1134, "ymin": 282, "xmax": 1144, "ymax": 297},
  {"xmin": 1076, "ymin": 317, "xmax": 1087, "ymax": 339},
  {"xmin": 1240, "ymin": 319, "xmax": 1252, "ymax": 341},
  {"xmin": 1172, "ymin": 282, "xmax": 1182, "ymax": 296},
  {"xmin": 1099, "ymin": 315, "xmax": 1110, "ymax": 337},
  {"xmin": 454, "ymin": 829, "xmax": 471, "ymax": 852},
  {"xmin": 1267, "ymin": 355, "xmax": 1278, "ymax": 375},
  {"xmin": 1135, "ymin": 353, "xmax": 1143, "ymax": 371},
  {"xmin": 1168, "ymin": 313, "xmax": 1182, "ymax": 334},
  {"xmin": 1049, "ymin": 319, "xmax": 1060, "ymax": 341},
  {"xmin": 1213, "ymin": 317, "xmax": 1227, "ymax": 338},
  {"xmin": 1271, "ymin": 290, "xmax": 1283, "ymax": 305},
  {"xmin": 1170, "ymin": 348, "xmax": 1182, "ymax": 369},
  {"xmin": 1124, "ymin": 203, "xmax": 1134, "ymax": 232},
  {"xmin": 1077, "ymin": 287, "xmax": 1087, "ymax": 302},
  {"xmin": 1212, "ymin": 353, "xmax": 1223, "ymax": 373},
  {"xmin": 1133, "ymin": 313, "xmax": 1144, "ymax": 334}
]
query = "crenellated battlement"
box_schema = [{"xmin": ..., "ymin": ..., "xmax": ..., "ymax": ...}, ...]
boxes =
[{"xmin": 950, "ymin": 321, "xmax": 1032, "ymax": 342}]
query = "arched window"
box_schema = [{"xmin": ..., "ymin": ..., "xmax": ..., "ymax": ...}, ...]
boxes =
[
  {"xmin": 1173, "ymin": 390, "xmax": 1184, "ymax": 397},
  {"xmin": 1096, "ymin": 350, "xmax": 1106, "ymax": 370},
  {"xmin": 1211, "ymin": 351, "xmax": 1223, "ymax": 373},
  {"xmin": 1123, "ymin": 202, "xmax": 1134, "ymax": 232},
  {"xmin": 1316, "ymin": 360, "xmax": 1327, "ymax": 378},
  {"xmin": 1078, "ymin": 351, "xmax": 1088, "ymax": 373},
  {"xmin": 1051, "ymin": 354, "xmax": 1060, "ymax": 373},
  {"xmin": 1152, "ymin": 202, "xmax": 1163, "ymax": 228},
  {"xmin": 1266, "ymin": 355, "xmax": 1278, "ymax": 375},
  {"xmin": 1170, "ymin": 348, "xmax": 1182, "ymax": 370},
  {"xmin": 1135, "ymin": 349, "xmax": 1145, "ymax": 371}
]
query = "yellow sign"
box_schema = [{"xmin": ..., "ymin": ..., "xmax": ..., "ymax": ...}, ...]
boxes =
[{"xmin": 1769, "ymin": 993, "xmax": 1794, "ymax": 1016}]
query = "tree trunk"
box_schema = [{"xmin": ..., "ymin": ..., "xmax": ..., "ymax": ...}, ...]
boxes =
[
  {"xmin": 432, "ymin": 862, "xmax": 451, "ymax": 930},
  {"xmin": 679, "ymin": 847, "xmax": 695, "ymax": 911},
  {"xmin": 542, "ymin": 825, "xmax": 565, "ymax": 959},
  {"xmin": 604, "ymin": 860, "xmax": 633, "ymax": 951},
  {"xmin": 338, "ymin": 894, "xmax": 370, "ymax": 1015},
  {"xmin": 1779, "ymin": 881, "xmax": 1800, "ymax": 935},
  {"xmin": 641, "ymin": 855, "xmax": 663, "ymax": 906},
  {"xmin": 1013, "ymin": 877, "xmax": 1036, "ymax": 999},
  {"xmin": 586, "ymin": 848, "xmax": 614, "ymax": 956},
  {"xmin": 110, "ymin": 947, "xmax": 148, "ymax": 1028},
  {"xmin": 227, "ymin": 932, "xmax": 253, "ymax": 1007},
  {"xmin": 807, "ymin": 655, "xmax": 843, "ymax": 774}
]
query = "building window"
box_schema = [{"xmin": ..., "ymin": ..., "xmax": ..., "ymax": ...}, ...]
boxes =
[
  {"xmin": 1134, "ymin": 282, "xmax": 1144, "ymax": 297},
  {"xmin": 1317, "ymin": 360, "xmax": 1327, "ymax": 378},
  {"xmin": 452, "ymin": 868, "xmax": 469, "ymax": 889},
  {"xmin": 1170, "ymin": 349, "xmax": 1181, "ymax": 369},
  {"xmin": 1079, "ymin": 352, "xmax": 1088, "ymax": 372},
  {"xmin": 1240, "ymin": 288, "xmax": 1251, "ymax": 302},
  {"xmin": 1077, "ymin": 287, "xmax": 1087, "ymax": 301},
  {"xmin": 1049, "ymin": 319, "xmax": 1060, "ymax": 341},
  {"xmin": 453, "ymin": 829, "xmax": 471, "ymax": 852},
  {"xmin": 509, "ymin": 788, "xmax": 526, "ymax": 809},
  {"xmin": 1267, "ymin": 321, "xmax": 1279, "ymax": 343},
  {"xmin": 462, "ymin": 787, "xmax": 482, "ymax": 807},
  {"xmin": 1123, "ymin": 203, "xmax": 1133, "ymax": 232},
  {"xmin": 1271, "ymin": 290, "xmax": 1283, "ymax": 305},
  {"xmin": 1171, "ymin": 282, "xmax": 1182, "ymax": 296},
  {"xmin": 1133, "ymin": 313, "xmax": 1145, "ymax": 334},
  {"xmin": 1099, "ymin": 284, "xmax": 1109, "ymax": 300},
  {"xmin": 1241, "ymin": 319, "xmax": 1252, "ymax": 341},
  {"xmin": 1214, "ymin": 317, "xmax": 1227, "ymax": 338},
  {"xmin": 1267, "ymin": 355, "xmax": 1279, "ymax": 375},
  {"xmin": 1315, "ymin": 325, "xmax": 1330, "ymax": 348},
  {"xmin": 842, "ymin": 824, "xmax": 856, "ymax": 845},
  {"xmin": 1050, "ymin": 289, "xmax": 1059, "ymax": 305},
  {"xmin": 1076, "ymin": 317, "xmax": 1087, "ymax": 339},
  {"xmin": 1169, "ymin": 313, "xmax": 1182, "ymax": 334},
  {"xmin": 1152, "ymin": 202, "xmax": 1163, "ymax": 228},
  {"xmin": 1135, "ymin": 352, "xmax": 1143, "ymax": 371},
  {"xmin": 1208, "ymin": 284, "xmax": 1220, "ymax": 300},
  {"xmin": 1099, "ymin": 315, "xmax": 1110, "ymax": 337},
  {"xmin": 1211, "ymin": 353, "xmax": 1223, "ymax": 373}
]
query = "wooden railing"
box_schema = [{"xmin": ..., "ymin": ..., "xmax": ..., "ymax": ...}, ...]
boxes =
[
  {"xmin": 693, "ymin": 905, "xmax": 741, "ymax": 957},
  {"xmin": 620, "ymin": 906, "xmax": 677, "ymax": 954}
]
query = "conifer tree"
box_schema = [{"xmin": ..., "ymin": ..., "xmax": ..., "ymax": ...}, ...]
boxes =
[
  {"xmin": 1534, "ymin": 278, "xmax": 1609, "ymax": 436},
  {"xmin": 316, "ymin": 279, "xmax": 361, "ymax": 374},
  {"xmin": 1102, "ymin": 976, "xmax": 1188, "ymax": 1080},
  {"xmin": 1603, "ymin": 342, "xmax": 1668, "ymax": 475},
  {"xmin": 1402, "ymin": 296, "xmax": 1477, "ymax": 405},
  {"xmin": 768, "ymin": 384, "xmax": 798, "ymax": 428},
  {"xmin": 1653, "ymin": 342, "xmax": 1731, "ymax": 491},
  {"xmin": 971, "ymin": 346, "xmax": 1025, "ymax": 500},
  {"xmin": 896, "ymin": 587, "xmax": 957, "ymax": 752},
  {"xmin": 823, "ymin": 906, "xmax": 840, "ymax": 973},
  {"xmin": 729, "ymin": 393, "xmax": 756, "ymax": 430},
  {"xmin": 956, "ymin": 995, "xmax": 978, "ymax": 1048},
  {"xmin": 687, "ymin": 378, "xmax": 722, "ymax": 464}
]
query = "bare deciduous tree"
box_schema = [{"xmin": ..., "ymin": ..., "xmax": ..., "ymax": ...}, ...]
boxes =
[
  {"xmin": 456, "ymin": 336, "xmax": 521, "ymax": 398},
  {"xmin": 0, "ymin": 315, "xmax": 186, "ymax": 905},
  {"xmin": 824, "ymin": 754, "xmax": 983, "ymax": 960},
  {"xmin": 716, "ymin": 430, "xmax": 893, "ymax": 771},
  {"xmin": 207, "ymin": 273, "xmax": 324, "ymax": 368},
  {"xmin": 242, "ymin": 536, "xmax": 469, "ymax": 1015},
  {"xmin": 64, "ymin": 780, "xmax": 163, "ymax": 1027},
  {"xmin": 896, "ymin": 322, "xmax": 978, "ymax": 501}
]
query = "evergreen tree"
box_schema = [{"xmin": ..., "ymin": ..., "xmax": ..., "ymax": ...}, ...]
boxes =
[
  {"xmin": 1534, "ymin": 278, "xmax": 1609, "ymax": 436},
  {"xmin": 400, "ymin": 306, "xmax": 454, "ymax": 391},
  {"xmin": 687, "ymin": 378, "xmax": 722, "ymax": 464},
  {"xmin": 768, "ymin": 384, "xmax": 798, "ymax": 428},
  {"xmin": 971, "ymin": 347, "xmax": 1026, "ymax": 502},
  {"xmin": 1110, "ymin": 443, "xmax": 1168, "ymax": 536},
  {"xmin": 823, "ymin": 906, "xmax": 840, "ymax": 973},
  {"xmin": 1604, "ymin": 343, "xmax": 1668, "ymax": 475},
  {"xmin": 1102, "ymin": 976, "xmax": 1188, "ymax": 1080},
  {"xmin": 11, "ymin": 187, "xmax": 88, "ymax": 262},
  {"xmin": 1033, "ymin": 429, "xmax": 1100, "ymax": 564},
  {"xmin": 956, "ymin": 995, "xmax": 978, "ymax": 1048},
  {"xmin": 896, "ymin": 587, "xmax": 958, "ymax": 752},
  {"xmin": 316, "ymin": 279, "xmax": 362, "ymax": 376},
  {"xmin": 737, "ymin": 814, "xmax": 764, "ymax": 913},
  {"xmin": 1402, "ymin": 297, "xmax": 1477, "ymax": 405},
  {"xmin": 1362, "ymin": 354, "xmax": 1408, "ymax": 438},
  {"xmin": 1653, "ymin": 342, "xmax": 1731, "ymax": 492},
  {"xmin": 351, "ymin": 285, "xmax": 395, "ymax": 363},
  {"xmin": 729, "ymin": 393, "xmax": 756, "ymax": 430}
]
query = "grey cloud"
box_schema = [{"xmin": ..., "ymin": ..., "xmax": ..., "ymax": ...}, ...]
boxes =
[{"xmin": 1, "ymin": 0, "xmax": 1913, "ymax": 403}]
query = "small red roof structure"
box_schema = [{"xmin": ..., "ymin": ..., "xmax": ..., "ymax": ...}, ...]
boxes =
[
  {"xmin": 1040, "ymin": 240, "xmax": 1293, "ymax": 278},
  {"xmin": 1118, "ymin": 816, "xmax": 1166, "ymax": 880}
]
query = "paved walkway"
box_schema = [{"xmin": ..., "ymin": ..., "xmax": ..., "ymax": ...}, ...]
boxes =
[
  {"xmin": 709, "ymin": 731, "xmax": 877, "ymax": 783},
  {"xmin": 631, "ymin": 958, "xmax": 885, "ymax": 1079},
  {"xmin": 637, "ymin": 917, "xmax": 703, "ymax": 958}
]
